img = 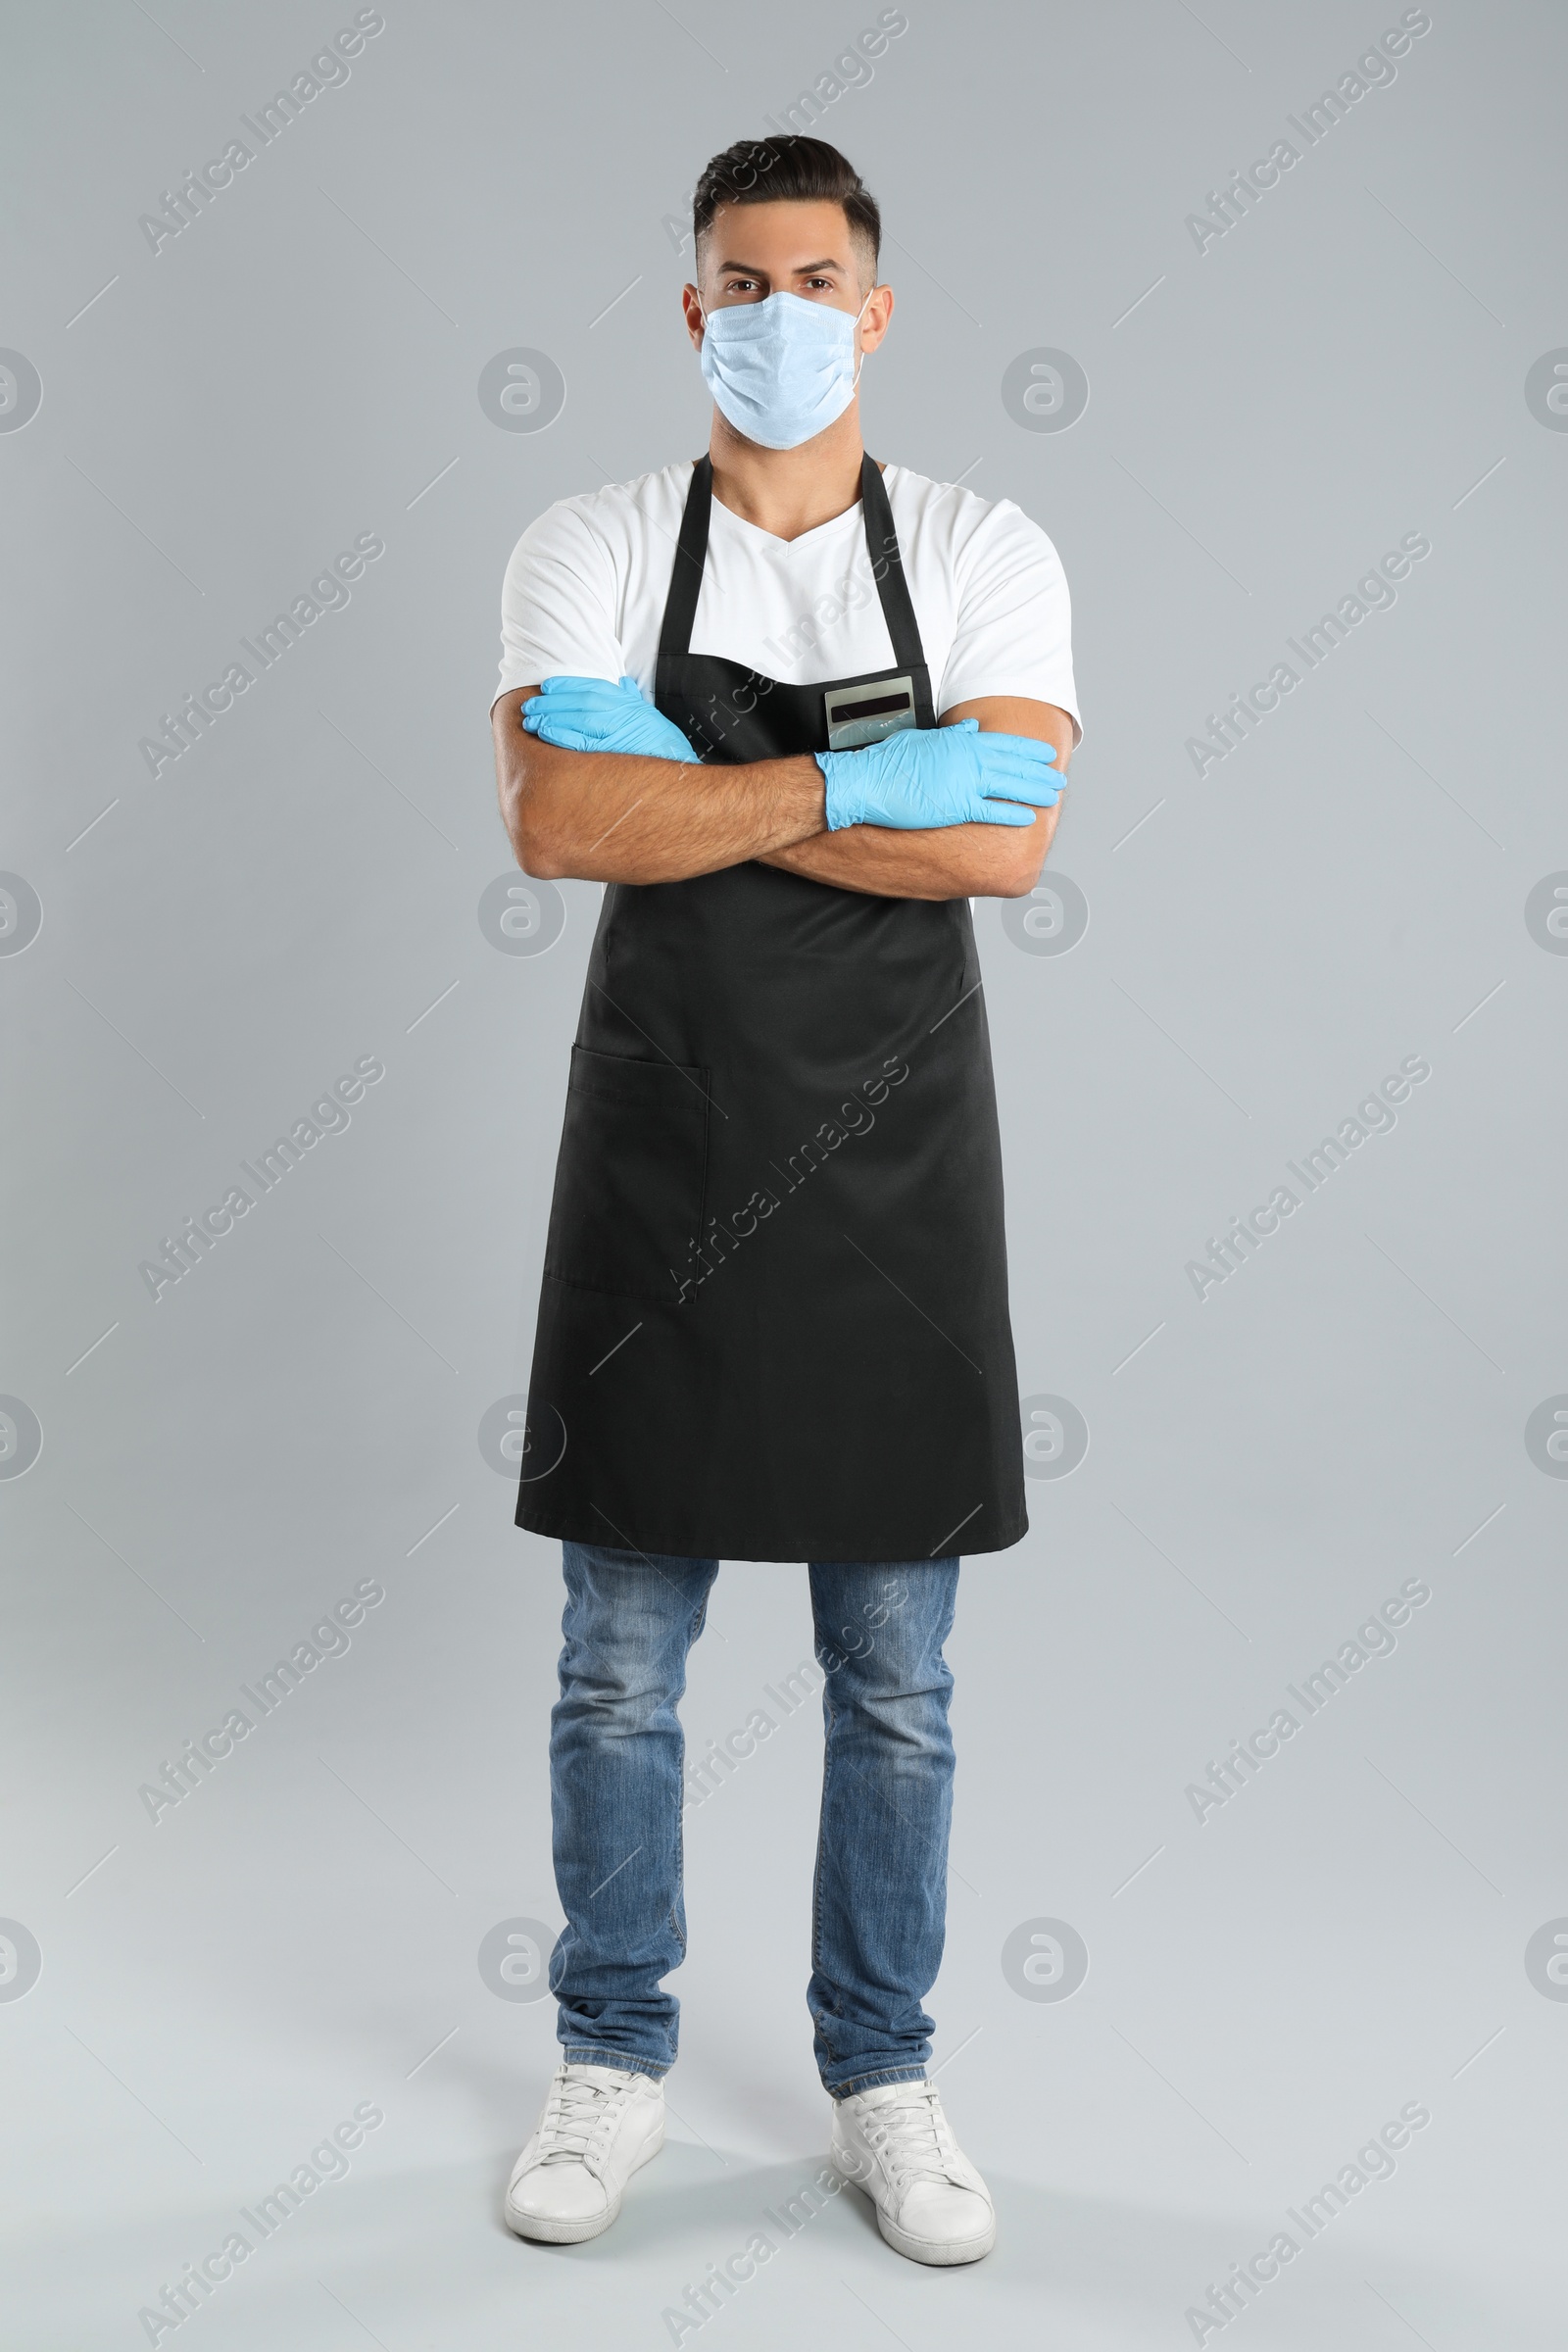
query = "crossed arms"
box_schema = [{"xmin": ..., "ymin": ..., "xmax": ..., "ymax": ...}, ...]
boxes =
[{"xmin": 490, "ymin": 690, "xmax": 1074, "ymax": 903}]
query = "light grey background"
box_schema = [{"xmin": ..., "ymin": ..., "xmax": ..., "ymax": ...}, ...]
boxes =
[{"xmin": 3, "ymin": 1, "xmax": 1565, "ymax": 2344}]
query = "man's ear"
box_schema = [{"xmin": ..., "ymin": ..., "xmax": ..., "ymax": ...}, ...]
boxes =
[{"xmin": 859, "ymin": 284, "xmax": 894, "ymax": 356}]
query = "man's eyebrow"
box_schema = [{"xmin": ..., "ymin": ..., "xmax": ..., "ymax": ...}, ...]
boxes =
[{"xmin": 713, "ymin": 255, "xmax": 849, "ymax": 275}]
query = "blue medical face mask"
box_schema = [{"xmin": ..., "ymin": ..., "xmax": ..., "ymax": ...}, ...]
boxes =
[{"xmin": 697, "ymin": 287, "xmax": 874, "ymax": 451}]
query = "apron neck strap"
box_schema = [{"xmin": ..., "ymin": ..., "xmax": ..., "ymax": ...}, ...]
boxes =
[
  {"xmin": 658, "ymin": 456, "xmax": 714, "ymax": 662},
  {"xmin": 858, "ymin": 456, "xmax": 924, "ymax": 676},
  {"xmin": 657, "ymin": 451, "xmax": 927, "ymax": 677}
]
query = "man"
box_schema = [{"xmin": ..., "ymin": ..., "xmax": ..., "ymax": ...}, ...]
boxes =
[{"xmin": 489, "ymin": 135, "xmax": 1079, "ymax": 2267}]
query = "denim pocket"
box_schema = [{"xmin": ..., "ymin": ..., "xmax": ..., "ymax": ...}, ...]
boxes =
[{"xmin": 542, "ymin": 1045, "xmax": 709, "ymax": 1301}]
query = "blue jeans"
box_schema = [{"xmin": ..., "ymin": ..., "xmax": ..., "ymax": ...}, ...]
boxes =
[{"xmin": 548, "ymin": 1543, "xmax": 959, "ymax": 2098}]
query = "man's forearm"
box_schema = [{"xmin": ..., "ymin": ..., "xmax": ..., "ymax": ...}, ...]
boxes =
[
  {"xmin": 494, "ymin": 691, "xmax": 825, "ymax": 883},
  {"xmin": 758, "ymin": 802, "xmax": 1059, "ymax": 901}
]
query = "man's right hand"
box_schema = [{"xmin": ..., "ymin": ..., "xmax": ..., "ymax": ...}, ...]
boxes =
[{"xmin": 816, "ymin": 719, "xmax": 1059, "ymax": 832}]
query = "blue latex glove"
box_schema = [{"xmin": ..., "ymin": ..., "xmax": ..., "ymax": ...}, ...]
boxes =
[
  {"xmin": 816, "ymin": 719, "xmax": 1058, "ymax": 831},
  {"xmin": 522, "ymin": 674, "xmax": 695, "ymax": 760}
]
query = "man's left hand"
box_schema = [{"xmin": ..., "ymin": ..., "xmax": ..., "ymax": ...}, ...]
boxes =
[{"xmin": 522, "ymin": 674, "xmax": 695, "ymax": 761}]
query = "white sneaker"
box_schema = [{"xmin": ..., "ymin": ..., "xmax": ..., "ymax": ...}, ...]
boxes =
[
  {"xmin": 504, "ymin": 2061, "xmax": 665, "ymax": 2243},
  {"xmin": 829, "ymin": 2080, "xmax": 996, "ymax": 2265}
]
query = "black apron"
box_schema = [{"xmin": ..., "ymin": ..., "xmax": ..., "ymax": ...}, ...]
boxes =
[{"xmin": 515, "ymin": 455, "xmax": 1026, "ymax": 1563}]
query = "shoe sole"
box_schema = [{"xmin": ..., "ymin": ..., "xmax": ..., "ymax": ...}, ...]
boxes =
[
  {"xmin": 506, "ymin": 2118, "xmax": 664, "ymax": 2244},
  {"xmin": 830, "ymin": 2149, "xmax": 996, "ymax": 2267}
]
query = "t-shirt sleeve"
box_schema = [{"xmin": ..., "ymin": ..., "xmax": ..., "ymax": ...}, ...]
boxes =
[
  {"xmin": 492, "ymin": 500, "xmax": 624, "ymax": 710},
  {"xmin": 937, "ymin": 499, "xmax": 1082, "ymax": 745}
]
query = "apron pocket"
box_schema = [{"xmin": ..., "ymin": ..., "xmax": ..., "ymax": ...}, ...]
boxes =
[{"xmin": 542, "ymin": 1045, "xmax": 710, "ymax": 1301}]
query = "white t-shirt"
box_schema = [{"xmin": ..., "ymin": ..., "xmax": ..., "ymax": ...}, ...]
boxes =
[{"xmin": 492, "ymin": 461, "xmax": 1081, "ymax": 742}]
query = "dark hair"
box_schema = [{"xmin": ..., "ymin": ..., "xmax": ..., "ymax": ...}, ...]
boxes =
[{"xmin": 692, "ymin": 137, "xmax": 881, "ymax": 280}]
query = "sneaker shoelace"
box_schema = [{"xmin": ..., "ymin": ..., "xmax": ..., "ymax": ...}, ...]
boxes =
[
  {"xmin": 535, "ymin": 2070, "xmax": 631, "ymax": 2168},
  {"xmin": 860, "ymin": 2084, "xmax": 956, "ymax": 2194}
]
